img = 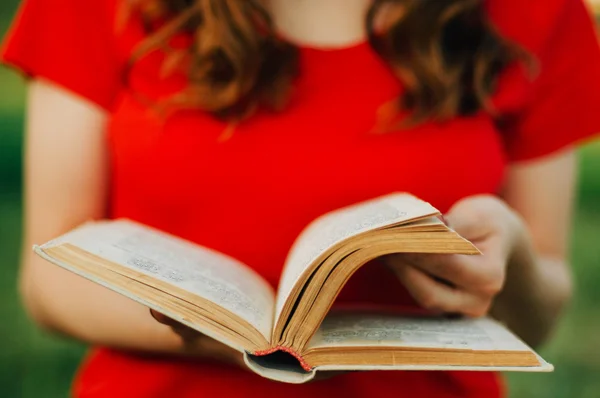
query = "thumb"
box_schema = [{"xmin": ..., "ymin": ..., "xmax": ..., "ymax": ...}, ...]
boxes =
[
  {"xmin": 150, "ymin": 309, "xmax": 173, "ymax": 325},
  {"xmin": 150, "ymin": 309, "xmax": 201, "ymax": 342},
  {"xmin": 150, "ymin": 309, "xmax": 184, "ymax": 329},
  {"xmin": 444, "ymin": 198, "xmax": 492, "ymax": 240}
]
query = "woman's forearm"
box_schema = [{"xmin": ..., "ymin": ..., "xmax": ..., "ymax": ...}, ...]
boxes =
[
  {"xmin": 491, "ymin": 229, "xmax": 573, "ymax": 348},
  {"xmin": 495, "ymin": 151, "xmax": 577, "ymax": 348},
  {"xmin": 21, "ymin": 251, "xmax": 241, "ymax": 364},
  {"xmin": 22, "ymin": 251, "xmax": 185, "ymax": 352}
]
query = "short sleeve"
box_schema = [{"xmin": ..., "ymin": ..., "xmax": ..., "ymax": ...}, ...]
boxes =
[
  {"xmin": 494, "ymin": 0, "xmax": 600, "ymax": 162},
  {"xmin": 1, "ymin": 0, "xmax": 123, "ymax": 111}
]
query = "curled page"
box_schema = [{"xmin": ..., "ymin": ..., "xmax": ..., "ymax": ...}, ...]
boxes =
[
  {"xmin": 274, "ymin": 193, "xmax": 439, "ymax": 326},
  {"xmin": 40, "ymin": 220, "xmax": 275, "ymax": 341}
]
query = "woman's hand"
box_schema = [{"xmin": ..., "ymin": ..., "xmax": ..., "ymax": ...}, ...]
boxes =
[
  {"xmin": 385, "ymin": 195, "xmax": 527, "ymax": 318},
  {"xmin": 150, "ymin": 310, "xmax": 246, "ymax": 367}
]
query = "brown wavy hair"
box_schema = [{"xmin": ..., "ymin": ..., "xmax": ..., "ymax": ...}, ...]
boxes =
[{"xmin": 123, "ymin": 0, "xmax": 526, "ymax": 126}]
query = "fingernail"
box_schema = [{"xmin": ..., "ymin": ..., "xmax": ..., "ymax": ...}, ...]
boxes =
[
  {"xmin": 440, "ymin": 215, "xmax": 450, "ymax": 227},
  {"xmin": 150, "ymin": 309, "xmax": 169, "ymax": 324}
]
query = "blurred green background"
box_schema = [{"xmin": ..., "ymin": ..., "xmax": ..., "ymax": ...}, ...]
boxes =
[{"xmin": 1, "ymin": 1, "xmax": 599, "ymax": 397}]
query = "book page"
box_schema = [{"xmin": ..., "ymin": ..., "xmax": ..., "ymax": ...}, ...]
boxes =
[
  {"xmin": 307, "ymin": 313, "xmax": 531, "ymax": 352},
  {"xmin": 41, "ymin": 220, "xmax": 275, "ymax": 340},
  {"xmin": 274, "ymin": 194, "xmax": 439, "ymax": 324}
]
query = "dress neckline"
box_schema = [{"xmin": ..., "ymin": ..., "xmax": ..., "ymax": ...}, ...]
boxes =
[{"xmin": 296, "ymin": 39, "xmax": 372, "ymax": 59}]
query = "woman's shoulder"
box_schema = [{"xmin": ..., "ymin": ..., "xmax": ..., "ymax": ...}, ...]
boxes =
[
  {"xmin": 487, "ymin": 0, "xmax": 589, "ymax": 53},
  {"xmin": 1, "ymin": 0, "xmax": 124, "ymax": 111},
  {"xmin": 5, "ymin": 0, "xmax": 120, "ymax": 38},
  {"xmin": 489, "ymin": 0, "xmax": 600, "ymax": 162},
  {"xmin": 14, "ymin": 0, "xmax": 118, "ymax": 17}
]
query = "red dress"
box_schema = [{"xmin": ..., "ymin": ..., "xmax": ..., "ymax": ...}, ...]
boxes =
[{"xmin": 3, "ymin": 0, "xmax": 600, "ymax": 397}]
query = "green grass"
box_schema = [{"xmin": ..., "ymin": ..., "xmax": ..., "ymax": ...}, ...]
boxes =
[
  {"xmin": 0, "ymin": 111, "xmax": 24, "ymax": 192},
  {"xmin": 579, "ymin": 140, "xmax": 600, "ymax": 206},
  {"xmin": 508, "ymin": 205, "xmax": 600, "ymax": 398},
  {"xmin": 0, "ymin": 64, "xmax": 85, "ymax": 398},
  {"xmin": 0, "ymin": 197, "xmax": 85, "ymax": 398}
]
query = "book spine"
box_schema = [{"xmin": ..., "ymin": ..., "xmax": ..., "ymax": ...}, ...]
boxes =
[{"xmin": 253, "ymin": 346, "xmax": 313, "ymax": 372}]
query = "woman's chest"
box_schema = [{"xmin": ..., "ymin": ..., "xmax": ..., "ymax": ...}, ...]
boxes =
[
  {"xmin": 106, "ymin": 49, "xmax": 508, "ymax": 284},
  {"xmin": 108, "ymin": 100, "xmax": 506, "ymax": 285}
]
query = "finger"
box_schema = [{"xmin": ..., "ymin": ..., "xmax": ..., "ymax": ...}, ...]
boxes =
[
  {"xmin": 445, "ymin": 199, "xmax": 494, "ymax": 241},
  {"xmin": 384, "ymin": 254, "xmax": 455, "ymax": 288},
  {"xmin": 444, "ymin": 195, "xmax": 515, "ymax": 243},
  {"xmin": 150, "ymin": 309, "xmax": 203, "ymax": 343},
  {"xmin": 150, "ymin": 309, "xmax": 175, "ymax": 326},
  {"xmin": 390, "ymin": 264, "xmax": 491, "ymax": 317},
  {"xmin": 445, "ymin": 212, "xmax": 486, "ymax": 241},
  {"xmin": 150, "ymin": 309, "xmax": 192, "ymax": 332},
  {"xmin": 402, "ymin": 251, "xmax": 504, "ymax": 294}
]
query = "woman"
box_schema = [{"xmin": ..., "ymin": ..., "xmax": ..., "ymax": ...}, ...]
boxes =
[{"xmin": 3, "ymin": 0, "xmax": 600, "ymax": 396}]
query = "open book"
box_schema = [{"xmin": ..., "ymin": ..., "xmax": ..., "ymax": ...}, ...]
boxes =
[{"xmin": 34, "ymin": 193, "xmax": 552, "ymax": 383}]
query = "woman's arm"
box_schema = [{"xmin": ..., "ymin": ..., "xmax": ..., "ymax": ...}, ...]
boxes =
[
  {"xmin": 386, "ymin": 149, "xmax": 576, "ymax": 348},
  {"xmin": 21, "ymin": 79, "xmax": 242, "ymax": 363},
  {"xmin": 492, "ymin": 149, "xmax": 575, "ymax": 347}
]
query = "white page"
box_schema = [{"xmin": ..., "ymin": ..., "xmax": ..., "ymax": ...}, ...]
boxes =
[
  {"xmin": 42, "ymin": 220, "xmax": 275, "ymax": 340},
  {"xmin": 274, "ymin": 193, "xmax": 439, "ymax": 324},
  {"xmin": 308, "ymin": 313, "xmax": 531, "ymax": 352}
]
